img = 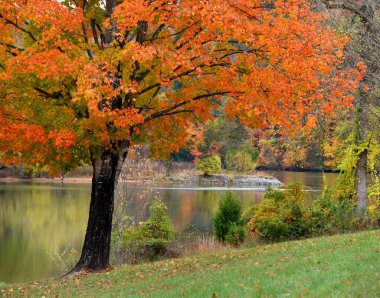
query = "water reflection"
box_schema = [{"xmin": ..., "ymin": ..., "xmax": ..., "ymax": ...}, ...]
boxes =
[
  {"xmin": 0, "ymin": 184, "xmax": 90, "ymax": 283},
  {"xmin": 157, "ymin": 188, "xmax": 265, "ymax": 232},
  {"xmin": 265, "ymin": 171, "xmax": 337, "ymax": 189},
  {"xmin": 0, "ymin": 171, "xmax": 335, "ymax": 283}
]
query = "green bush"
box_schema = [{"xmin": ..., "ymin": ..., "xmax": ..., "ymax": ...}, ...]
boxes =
[
  {"xmin": 225, "ymin": 223, "xmax": 246, "ymax": 246},
  {"xmin": 123, "ymin": 199, "xmax": 174, "ymax": 260},
  {"xmin": 247, "ymin": 180, "xmax": 365, "ymax": 242},
  {"xmin": 254, "ymin": 218, "xmax": 289, "ymax": 242},
  {"xmin": 214, "ymin": 191, "xmax": 246, "ymax": 245},
  {"xmin": 195, "ymin": 155, "xmax": 221, "ymax": 175},
  {"xmin": 247, "ymin": 184, "xmax": 313, "ymax": 242},
  {"xmin": 310, "ymin": 173, "xmax": 380, "ymax": 231},
  {"xmin": 225, "ymin": 142, "xmax": 259, "ymax": 173},
  {"xmin": 310, "ymin": 188, "xmax": 356, "ymax": 234},
  {"xmin": 139, "ymin": 199, "xmax": 174, "ymax": 241},
  {"xmin": 367, "ymin": 196, "xmax": 380, "ymax": 227},
  {"xmin": 225, "ymin": 149, "xmax": 256, "ymax": 172}
]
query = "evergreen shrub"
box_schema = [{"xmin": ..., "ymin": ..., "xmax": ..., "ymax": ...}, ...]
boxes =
[
  {"xmin": 214, "ymin": 191, "xmax": 246, "ymax": 245},
  {"xmin": 123, "ymin": 199, "xmax": 174, "ymax": 260}
]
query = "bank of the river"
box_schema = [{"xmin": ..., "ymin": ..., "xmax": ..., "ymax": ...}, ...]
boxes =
[
  {"xmin": 0, "ymin": 177, "xmax": 92, "ymax": 184},
  {"xmin": 165, "ymin": 173, "xmax": 282, "ymax": 187},
  {"xmin": 1, "ymin": 230, "xmax": 379, "ymax": 297},
  {"xmin": 0, "ymin": 172, "xmax": 282, "ymax": 187}
]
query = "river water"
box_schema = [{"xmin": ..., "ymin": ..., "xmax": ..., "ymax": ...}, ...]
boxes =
[{"xmin": 0, "ymin": 171, "xmax": 336, "ymax": 284}]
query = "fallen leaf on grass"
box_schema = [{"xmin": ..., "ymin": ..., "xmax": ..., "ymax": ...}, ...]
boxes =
[{"xmin": 343, "ymin": 280, "xmax": 353, "ymax": 286}]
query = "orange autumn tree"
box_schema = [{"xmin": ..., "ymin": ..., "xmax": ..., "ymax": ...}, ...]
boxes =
[{"xmin": 0, "ymin": 0, "xmax": 360, "ymax": 272}]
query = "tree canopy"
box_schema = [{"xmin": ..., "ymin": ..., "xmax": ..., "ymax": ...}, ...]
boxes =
[
  {"xmin": 0, "ymin": 0, "xmax": 364, "ymax": 271},
  {"xmin": 0, "ymin": 0, "xmax": 361, "ymax": 174}
]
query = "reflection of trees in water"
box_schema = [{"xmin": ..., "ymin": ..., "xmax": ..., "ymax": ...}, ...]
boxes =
[
  {"xmin": 0, "ymin": 184, "xmax": 90, "ymax": 283},
  {"xmin": 266, "ymin": 171, "xmax": 337, "ymax": 189},
  {"xmin": 114, "ymin": 183, "xmax": 158, "ymax": 229},
  {"xmin": 117, "ymin": 187, "xmax": 267, "ymax": 234},
  {"xmin": 1, "ymin": 175, "xmax": 328, "ymax": 283}
]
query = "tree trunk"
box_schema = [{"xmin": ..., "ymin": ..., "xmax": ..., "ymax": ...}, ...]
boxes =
[
  {"xmin": 354, "ymin": 92, "xmax": 368, "ymax": 218},
  {"xmin": 355, "ymin": 149, "xmax": 367, "ymax": 218},
  {"xmin": 71, "ymin": 142, "xmax": 129, "ymax": 272}
]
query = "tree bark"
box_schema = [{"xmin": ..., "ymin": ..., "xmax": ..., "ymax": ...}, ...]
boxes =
[
  {"xmin": 71, "ymin": 142, "xmax": 129, "ymax": 272},
  {"xmin": 354, "ymin": 93, "xmax": 369, "ymax": 218},
  {"xmin": 355, "ymin": 149, "xmax": 367, "ymax": 218}
]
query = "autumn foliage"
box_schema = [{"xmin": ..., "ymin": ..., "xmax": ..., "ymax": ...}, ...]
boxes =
[{"xmin": 0, "ymin": 0, "xmax": 362, "ymax": 174}]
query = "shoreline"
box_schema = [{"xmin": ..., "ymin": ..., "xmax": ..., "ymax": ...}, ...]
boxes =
[
  {"xmin": 0, "ymin": 171, "xmax": 281, "ymax": 185},
  {"xmin": 0, "ymin": 177, "xmax": 93, "ymax": 184}
]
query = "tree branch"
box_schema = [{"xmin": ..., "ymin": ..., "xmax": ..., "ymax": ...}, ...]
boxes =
[
  {"xmin": 136, "ymin": 62, "xmax": 229, "ymax": 96},
  {"xmin": 230, "ymin": 5, "xmax": 263, "ymax": 24},
  {"xmin": 90, "ymin": 19, "xmax": 102, "ymax": 50},
  {"xmin": 81, "ymin": 21, "xmax": 94, "ymax": 59},
  {"xmin": 0, "ymin": 41, "xmax": 24, "ymax": 52},
  {"xmin": 0, "ymin": 13, "xmax": 37, "ymax": 41},
  {"xmin": 96, "ymin": 23, "xmax": 106, "ymax": 48},
  {"xmin": 322, "ymin": 0, "xmax": 373, "ymax": 26},
  {"xmin": 33, "ymin": 87, "xmax": 61, "ymax": 99},
  {"xmin": 143, "ymin": 91, "xmax": 231, "ymax": 124},
  {"xmin": 150, "ymin": 24, "xmax": 166, "ymax": 41},
  {"xmin": 144, "ymin": 22, "xmax": 200, "ymax": 43}
]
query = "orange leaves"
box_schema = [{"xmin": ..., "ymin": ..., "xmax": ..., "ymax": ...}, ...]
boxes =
[
  {"xmin": 113, "ymin": 0, "xmax": 152, "ymax": 33},
  {"xmin": 9, "ymin": 49, "xmax": 79, "ymax": 81},
  {"xmin": 357, "ymin": 61, "xmax": 366, "ymax": 73},
  {"xmin": 114, "ymin": 108, "xmax": 145, "ymax": 129},
  {"xmin": 49, "ymin": 129, "xmax": 76, "ymax": 149},
  {"xmin": 0, "ymin": 119, "xmax": 48, "ymax": 166},
  {"xmin": 22, "ymin": 0, "xmax": 83, "ymax": 38},
  {"xmin": 354, "ymin": 61, "xmax": 367, "ymax": 81},
  {"xmin": 126, "ymin": 42, "xmax": 158, "ymax": 64},
  {"xmin": 0, "ymin": 0, "xmax": 362, "ymax": 170}
]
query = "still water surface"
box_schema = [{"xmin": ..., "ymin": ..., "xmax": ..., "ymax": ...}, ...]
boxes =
[{"xmin": 0, "ymin": 171, "xmax": 336, "ymax": 284}]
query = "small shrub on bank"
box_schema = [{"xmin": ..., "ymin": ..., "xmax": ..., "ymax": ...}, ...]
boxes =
[
  {"xmin": 367, "ymin": 183, "xmax": 380, "ymax": 227},
  {"xmin": 214, "ymin": 191, "xmax": 246, "ymax": 245},
  {"xmin": 247, "ymin": 184, "xmax": 312, "ymax": 242},
  {"xmin": 246, "ymin": 178, "xmax": 380, "ymax": 242},
  {"xmin": 121, "ymin": 199, "xmax": 174, "ymax": 262},
  {"xmin": 195, "ymin": 155, "xmax": 221, "ymax": 175},
  {"xmin": 225, "ymin": 223, "xmax": 246, "ymax": 246},
  {"xmin": 310, "ymin": 190, "xmax": 356, "ymax": 234}
]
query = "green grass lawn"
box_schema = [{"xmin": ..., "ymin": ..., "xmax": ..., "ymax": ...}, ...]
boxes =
[{"xmin": 2, "ymin": 230, "xmax": 379, "ymax": 297}]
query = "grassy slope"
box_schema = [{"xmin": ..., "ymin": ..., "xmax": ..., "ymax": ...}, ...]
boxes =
[{"xmin": 2, "ymin": 230, "xmax": 379, "ymax": 297}]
